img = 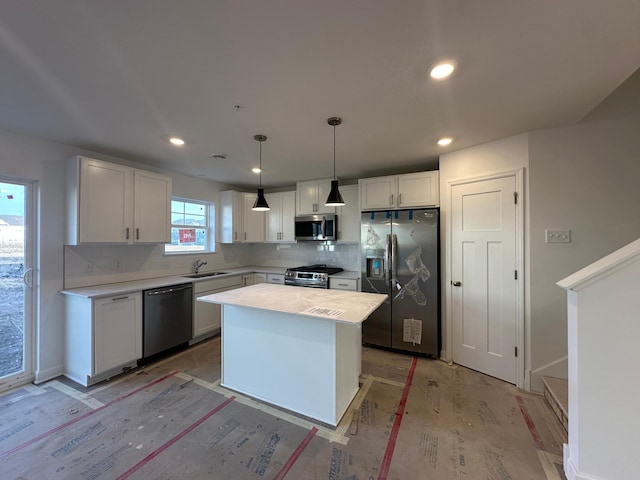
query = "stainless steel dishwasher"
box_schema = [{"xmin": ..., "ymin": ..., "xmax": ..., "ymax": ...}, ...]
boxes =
[{"xmin": 142, "ymin": 283, "xmax": 193, "ymax": 359}]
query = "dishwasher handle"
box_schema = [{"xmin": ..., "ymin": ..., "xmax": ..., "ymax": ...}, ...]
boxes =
[{"xmin": 146, "ymin": 284, "xmax": 193, "ymax": 296}]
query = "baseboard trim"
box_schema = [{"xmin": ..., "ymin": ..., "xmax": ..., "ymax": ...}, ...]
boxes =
[
  {"xmin": 34, "ymin": 365, "xmax": 64, "ymax": 384},
  {"xmin": 564, "ymin": 444, "xmax": 607, "ymax": 480}
]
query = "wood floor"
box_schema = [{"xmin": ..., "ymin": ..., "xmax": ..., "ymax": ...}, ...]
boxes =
[{"xmin": 0, "ymin": 336, "xmax": 567, "ymax": 479}]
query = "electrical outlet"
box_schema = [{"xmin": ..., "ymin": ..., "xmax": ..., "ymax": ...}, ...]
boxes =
[
  {"xmin": 545, "ymin": 229, "xmax": 571, "ymax": 244},
  {"xmin": 113, "ymin": 258, "xmax": 122, "ymax": 270},
  {"xmin": 86, "ymin": 261, "xmax": 94, "ymax": 272}
]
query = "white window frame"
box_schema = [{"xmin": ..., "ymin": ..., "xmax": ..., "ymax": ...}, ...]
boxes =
[{"xmin": 164, "ymin": 197, "xmax": 215, "ymax": 254}]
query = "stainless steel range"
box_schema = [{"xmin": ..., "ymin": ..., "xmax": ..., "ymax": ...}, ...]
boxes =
[{"xmin": 284, "ymin": 264, "xmax": 344, "ymax": 288}]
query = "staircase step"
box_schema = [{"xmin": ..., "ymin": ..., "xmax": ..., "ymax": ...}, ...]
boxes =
[{"xmin": 542, "ymin": 376, "xmax": 568, "ymax": 432}]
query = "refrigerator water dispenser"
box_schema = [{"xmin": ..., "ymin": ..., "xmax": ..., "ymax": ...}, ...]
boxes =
[{"xmin": 366, "ymin": 257, "xmax": 385, "ymax": 279}]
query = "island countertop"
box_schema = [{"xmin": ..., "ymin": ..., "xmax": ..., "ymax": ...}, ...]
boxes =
[{"xmin": 198, "ymin": 283, "xmax": 387, "ymax": 325}]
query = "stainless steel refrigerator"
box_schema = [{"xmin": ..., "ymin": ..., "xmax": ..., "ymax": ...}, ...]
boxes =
[{"xmin": 361, "ymin": 209, "xmax": 439, "ymax": 355}]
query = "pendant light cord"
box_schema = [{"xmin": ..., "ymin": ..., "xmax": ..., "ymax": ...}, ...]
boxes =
[
  {"xmin": 333, "ymin": 123, "xmax": 336, "ymax": 180},
  {"xmin": 259, "ymin": 140, "xmax": 263, "ymax": 187}
]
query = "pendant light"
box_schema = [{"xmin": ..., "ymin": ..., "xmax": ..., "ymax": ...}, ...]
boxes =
[
  {"xmin": 252, "ymin": 134, "xmax": 270, "ymax": 211},
  {"xmin": 325, "ymin": 116, "xmax": 345, "ymax": 206}
]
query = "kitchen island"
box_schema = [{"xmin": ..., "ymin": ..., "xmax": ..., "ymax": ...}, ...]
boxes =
[{"xmin": 198, "ymin": 283, "xmax": 387, "ymax": 426}]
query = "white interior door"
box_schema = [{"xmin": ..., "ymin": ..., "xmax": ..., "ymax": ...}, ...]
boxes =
[
  {"xmin": 450, "ymin": 174, "xmax": 519, "ymax": 384},
  {"xmin": 0, "ymin": 178, "xmax": 35, "ymax": 392}
]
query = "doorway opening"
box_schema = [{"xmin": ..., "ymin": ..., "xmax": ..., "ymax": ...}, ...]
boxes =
[{"xmin": 0, "ymin": 178, "xmax": 35, "ymax": 391}]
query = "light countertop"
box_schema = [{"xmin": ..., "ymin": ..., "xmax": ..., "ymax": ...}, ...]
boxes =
[
  {"xmin": 198, "ymin": 283, "xmax": 386, "ymax": 325},
  {"xmin": 59, "ymin": 266, "xmax": 361, "ymax": 299},
  {"xmin": 60, "ymin": 266, "xmax": 286, "ymax": 299}
]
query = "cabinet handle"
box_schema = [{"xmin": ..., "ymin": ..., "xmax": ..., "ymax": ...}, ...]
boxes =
[
  {"xmin": 234, "ymin": 231, "xmax": 237, "ymax": 241},
  {"xmin": 389, "ymin": 194, "xmax": 393, "ymax": 206},
  {"xmin": 337, "ymin": 283, "xmax": 349, "ymax": 287},
  {"xmin": 111, "ymin": 296, "xmax": 129, "ymax": 301},
  {"xmin": 125, "ymin": 227, "xmax": 130, "ymax": 240},
  {"xmin": 397, "ymin": 193, "xmax": 402, "ymax": 205},
  {"xmin": 244, "ymin": 232, "xmax": 247, "ymax": 241},
  {"xmin": 136, "ymin": 228, "xmax": 140, "ymax": 240}
]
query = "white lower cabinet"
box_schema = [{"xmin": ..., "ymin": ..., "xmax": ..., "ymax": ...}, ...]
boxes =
[
  {"xmin": 192, "ymin": 276, "xmax": 243, "ymax": 340},
  {"xmin": 242, "ymin": 273, "xmax": 255, "ymax": 286},
  {"xmin": 329, "ymin": 277, "xmax": 359, "ymax": 291},
  {"xmin": 64, "ymin": 292, "xmax": 142, "ymax": 387},
  {"xmin": 254, "ymin": 273, "xmax": 267, "ymax": 284},
  {"xmin": 267, "ymin": 273, "xmax": 285, "ymax": 284}
]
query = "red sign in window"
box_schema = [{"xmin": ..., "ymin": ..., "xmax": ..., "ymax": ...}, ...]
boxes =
[{"xmin": 179, "ymin": 228, "xmax": 196, "ymax": 243}]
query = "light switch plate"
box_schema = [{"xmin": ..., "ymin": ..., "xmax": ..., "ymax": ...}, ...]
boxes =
[{"xmin": 545, "ymin": 229, "xmax": 571, "ymax": 243}]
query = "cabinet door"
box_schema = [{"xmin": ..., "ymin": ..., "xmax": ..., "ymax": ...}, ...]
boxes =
[
  {"xmin": 254, "ymin": 273, "xmax": 267, "ymax": 284},
  {"xmin": 265, "ymin": 191, "xmax": 296, "ymax": 242},
  {"xmin": 193, "ymin": 289, "xmax": 224, "ymax": 337},
  {"xmin": 397, "ymin": 171, "xmax": 440, "ymax": 207},
  {"xmin": 79, "ymin": 158, "xmax": 132, "ymax": 243},
  {"xmin": 280, "ymin": 191, "xmax": 296, "ymax": 241},
  {"xmin": 315, "ymin": 179, "xmax": 336, "ymax": 214},
  {"xmin": 265, "ymin": 193, "xmax": 282, "ymax": 242},
  {"xmin": 219, "ymin": 191, "xmax": 243, "ymax": 243},
  {"xmin": 242, "ymin": 193, "xmax": 265, "ymax": 242},
  {"xmin": 243, "ymin": 274, "xmax": 255, "ymax": 286},
  {"xmin": 337, "ymin": 185, "xmax": 359, "ymax": 242},
  {"xmin": 133, "ymin": 170, "xmax": 172, "ymax": 243},
  {"xmin": 296, "ymin": 180, "xmax": 318, "ymax": 214},
  {"xmin": 359, "ymin": 176, "xmax": 396, "ymax": 210},
  {"xmin": 94, "ymin": 293, "xmax": 142, "ymax": 374}
]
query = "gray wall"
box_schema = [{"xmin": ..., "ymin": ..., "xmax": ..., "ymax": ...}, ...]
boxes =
[
  {"xmin": 0, "ymin": 127, "xmax": 244, "ymax": 382},
  {"xmin": 528, "ymin": 87, "xmax": 640, "ymax": 388},
  {"xmin": 439, "ymin": 70, "xmax": 640, "ymax": 391}
]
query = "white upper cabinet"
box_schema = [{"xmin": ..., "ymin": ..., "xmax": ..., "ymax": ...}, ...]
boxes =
[
  {"xmin": 265, "ymin": 191, "xmax": 296, "ymax": 242},
  {"xmin": 219, "ymin": 190, "xmax": 266, "ymax": 243},
  {"xmin": 219, "ymin": 190, "xmax": 243, "ymax": 243},
  {"xmin": 396, "ymin": 171, "xmax": 439, "ymax": 208},
  {"xmin": 66, "ymin": 156, "xmax": 171, "ymax": 245},
  {"xmin": 133, "ymin": 169, "xmax": 172, "ymax": 243},
  {"xmin": 296, "ymin": 178, "xmax": 335, "ymax": 215},
  {"xmin": 336, "ymin": 184, "xmax": 360, "ymax": 242},
  {"xmin": 359, "ymin": 171, "xmax": 439, "ymax": 210},
  {"xmin": 242, "ymin": 192, "xmax": 265, "ymax": 242},
  {"xmin": 358, "ymin": 175, "xmax": 396, "ymax": 210}
]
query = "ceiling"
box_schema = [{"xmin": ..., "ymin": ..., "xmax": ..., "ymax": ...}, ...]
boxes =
[{"xmin": 1, "ymin": 1, "xmax": 639, "ymax": 189}]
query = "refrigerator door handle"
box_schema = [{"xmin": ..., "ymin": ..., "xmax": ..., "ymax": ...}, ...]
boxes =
[
  {"xmin": 385, "ymin": 233, "xmax": 391, "ymax": 281},
  {"xmin": 392, "ymin": 233, "xmax": 398, "ymax": 281}
]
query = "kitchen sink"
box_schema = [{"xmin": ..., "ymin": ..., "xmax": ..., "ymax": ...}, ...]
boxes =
[{"xmin": 183, "ymin": 272, "xmax": 228, "ymax": 278}]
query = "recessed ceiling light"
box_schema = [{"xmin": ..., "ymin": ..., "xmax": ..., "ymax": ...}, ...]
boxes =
[
  {"xmin": 438, "ymin": 137, "xmax": 453, "ymax": 146},
  {"xmin": 169, "ymin": 137, "xmax": 185, "ymax": 146},
  {"xmin": 210, "ymin": 153, "xmax": 228, "ymax": 161},
  {"xmin": 430, "ymin": 62, "xmax": 455, "ymax": 80},
  {"xmin": 251, "ymin": 167, "xmax": 262, "ymax": 174}
]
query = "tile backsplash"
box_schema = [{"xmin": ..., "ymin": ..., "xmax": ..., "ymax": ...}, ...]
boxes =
[
  {"xmin": 251, "ymin": 242, "xmax": 360, "ymax": 270},
  {"xmin": 64, "ymin": 241, "xmax": 360, "ymax": 289}
]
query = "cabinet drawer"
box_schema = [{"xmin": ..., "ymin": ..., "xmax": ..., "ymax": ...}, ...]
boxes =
[
  {"xmin": 329, "ymin": 278, "xmax": 358, "ymax": 291},
  {"xmin": 193, "ymin": 275, "xmax": 242, "ymax": 294},
  {"xmin": 267, "ymin": 273, "xmax": 285, "ymax": 284}
]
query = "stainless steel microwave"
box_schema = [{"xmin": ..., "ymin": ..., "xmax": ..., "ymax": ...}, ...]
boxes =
[{"xmin": 294, "ymin": 214, "xmax": 337, "ymax": 241}]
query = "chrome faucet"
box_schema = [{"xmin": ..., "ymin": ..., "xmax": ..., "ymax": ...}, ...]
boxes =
[{"xmin": 193, "ymin": 259, "xmax": 207, "ymax": 274}]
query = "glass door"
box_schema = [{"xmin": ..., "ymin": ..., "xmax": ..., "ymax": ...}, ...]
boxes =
[{"xmin": 0, "ymin": 178, "xmax": 35, "ymax": 391}]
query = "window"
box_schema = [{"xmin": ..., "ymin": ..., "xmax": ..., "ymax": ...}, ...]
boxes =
[{"xmin": 165, "ymin": 197, "xmax": 214, "ymax": 253}]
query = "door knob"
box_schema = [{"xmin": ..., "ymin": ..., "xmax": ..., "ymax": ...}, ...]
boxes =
[{"xmin": 452, "ymin": 281, "xmax": 462, "ymax": 287}]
